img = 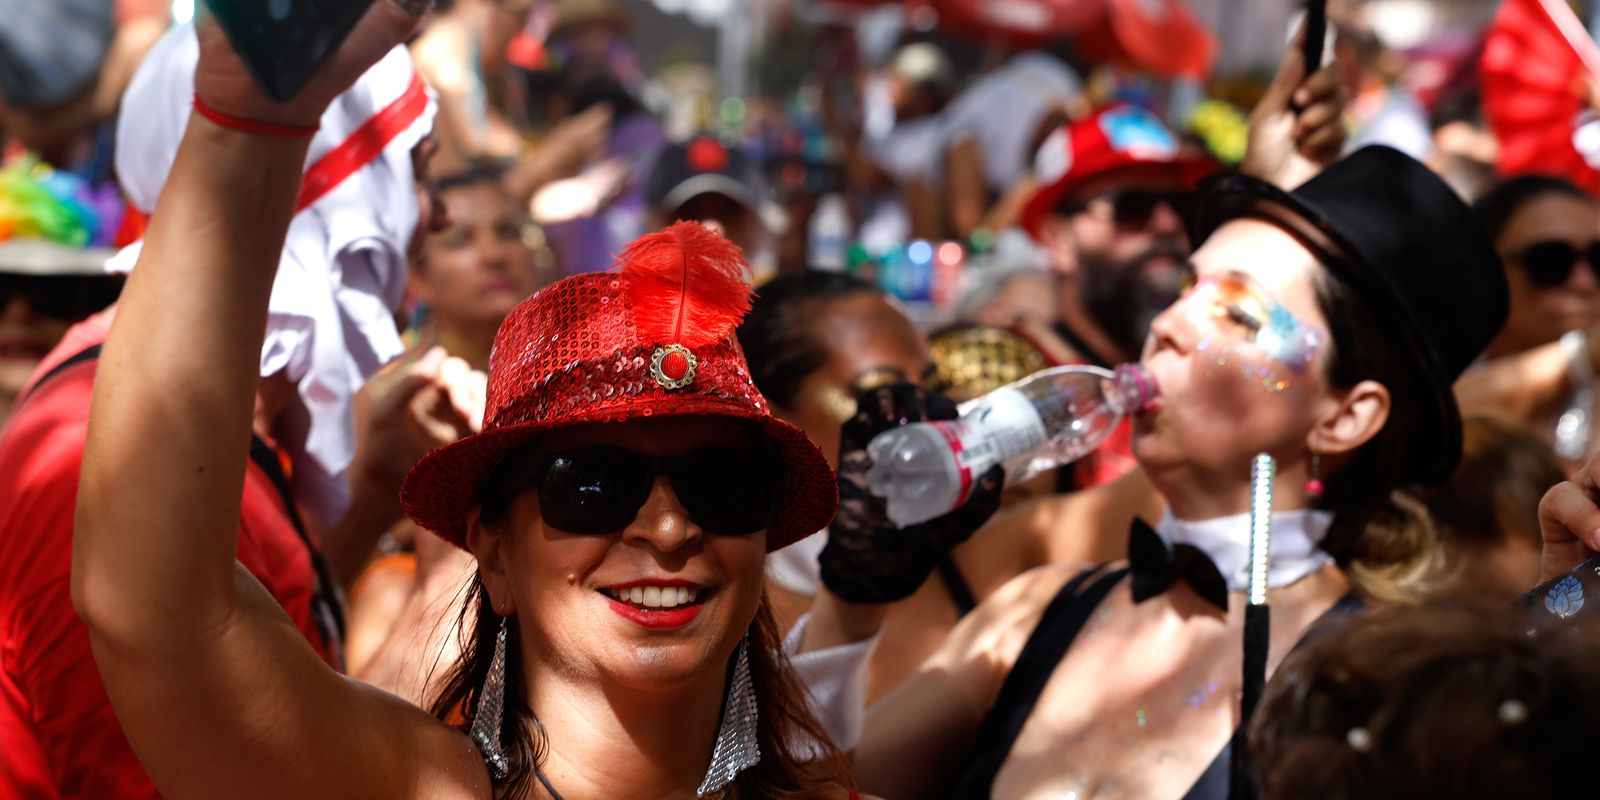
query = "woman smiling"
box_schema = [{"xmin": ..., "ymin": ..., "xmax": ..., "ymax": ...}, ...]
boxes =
[{"xmin": 72, "ymin": 6, "xmax": 863, "ymax": 798}]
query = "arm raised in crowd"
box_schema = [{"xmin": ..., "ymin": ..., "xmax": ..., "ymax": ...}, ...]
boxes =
[
  {"xmin": 72, "ymin": 6, "xmax": 484, "ymax": 799},
  {"xmin": 1241, "ymin": 27, "xmax": 1347, "ymax": 189}
]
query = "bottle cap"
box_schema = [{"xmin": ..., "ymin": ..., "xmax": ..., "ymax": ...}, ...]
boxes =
[{"xmin": 1114, "ymin": 363, "xmax": 1160, "ymax": 414}]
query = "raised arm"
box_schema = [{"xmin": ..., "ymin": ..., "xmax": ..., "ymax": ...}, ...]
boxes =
[{"xmin": 72, "ymin": 7, "xmax": 482, "ymax": 798}]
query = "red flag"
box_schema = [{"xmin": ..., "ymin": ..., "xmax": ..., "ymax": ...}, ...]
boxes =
[{"xmin": 1482, "ymin": 0, "xmax": 1600, "ymax": 192}]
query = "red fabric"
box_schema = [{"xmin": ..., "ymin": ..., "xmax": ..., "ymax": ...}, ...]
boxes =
[
  {"xmin": 1020, "ymin": 104, "xmax": 1218, "ymax": 241},
  {"xmin": 1482, "ymin": 0, "xmax": 1600, "ymax": 193},
  {"xmin": 401, "ymin": 221, "xmax": 839, "ymax": 552},
  {"xmin": 294, "ymin": 74, "xmax": 430, "ymax": 212},
  {"xmin": 0, "ymin": 315, "xmax": 333, "ymax": 799}
]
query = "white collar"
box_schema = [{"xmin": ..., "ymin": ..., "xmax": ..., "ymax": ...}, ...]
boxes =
[{"xmin": 1156, "ymin": 509, "xmax": 1335, "ymax": 593}]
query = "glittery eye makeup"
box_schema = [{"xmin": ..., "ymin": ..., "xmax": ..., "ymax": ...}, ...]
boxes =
[{"xmin": 1182, "ymin": 273, "xmax": 1325, "ymax": 371}]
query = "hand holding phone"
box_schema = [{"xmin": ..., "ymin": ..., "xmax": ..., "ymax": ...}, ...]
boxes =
[
  {"xmin": 1241, "ymin": 18, "xmax": 1347, "ymax": 188},
  {"xmin": 1301, "ymin": 0, "xmax": 1328, "ymax": 75},
  {"xmin": 195, "ymin": 0, "xmax": 426, "ymax": 129}
]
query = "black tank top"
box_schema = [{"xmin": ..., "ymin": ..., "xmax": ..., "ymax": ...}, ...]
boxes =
[{"xmin": 950, "ymin": 567, "xmax": 1360, "ymax": 799}]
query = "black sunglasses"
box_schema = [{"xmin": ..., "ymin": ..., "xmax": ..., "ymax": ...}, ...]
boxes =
[
  {"xmin": 1069, "ymin": 189, "xmax": 1194, "ymax": 230},
  {"xmin": 0, "ymin": 274, "xmax": 123, "ymax": 320},
  {"xmin": 519, "ymin": 445, "xmax": 783, "ymax": 536},
  {"xmin": 1512, "ymin": 240, "xmax": 1600, "ymax": 288}
]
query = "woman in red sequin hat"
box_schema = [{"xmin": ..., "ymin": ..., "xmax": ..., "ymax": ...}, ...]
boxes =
[
  {"xmin": 399, "ymin": 219, "xmax": 856, "ymax": 797},
  {"xmin": 71, "ymin": 7, "xmax": 860, "ymax": 799}
]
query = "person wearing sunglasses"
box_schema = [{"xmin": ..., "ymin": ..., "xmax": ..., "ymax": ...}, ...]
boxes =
[
  {"xmin": 1019, "ymin": 103, "xmax": 1220, "ymax": 373},
  {"xmin": 1456, "ymin": 175, "xmax": 1600, "ymax": 465},
  {"xmin": 802, "ymin": 145, "xmax": 1509, "ymax": 800},
  {"xmin": 68, "ymin": 8, "xmax": 894, "ymax": 795},
  {"xmin": 0, "ymin": 16, "xmax": 482, "ymax": 799}
]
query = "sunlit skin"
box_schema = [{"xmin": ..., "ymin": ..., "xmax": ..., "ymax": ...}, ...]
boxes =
[
  {"xmin": 781, "ymin": 293, "xmax": 933, "ymax": 470},
  {"xmin": 1487, "ymin": 193, "xmax": 1600, "ymax": 358},
  {"xmin": 468, "ymin": 416, "xmax": 767, "ymax": 694},
  {"xmin": 69, "ymin": 6, "xmax": 865, "ymax": 797},
  {"xmin": 852, "ymin": 219, "xmax": 1391, "ymax": 799},
  {"xmin": 770, "ymin": 293, "xmax": 1057, "ymax": 701},
  {"xmin": 1135, "ymin": 220, "xmax": 1342, "ymax": 517},
  {"xmin": 464, "ymin": 414, "xmax": 802, "ymax": 795}
]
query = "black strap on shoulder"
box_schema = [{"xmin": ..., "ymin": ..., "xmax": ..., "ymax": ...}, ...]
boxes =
[
  {"xmin": 935, "ymin": 556, "xmax": 979, "ymax": 619},
  {"xmin": 247, "ymin": 436, "xmax": 347, "ymax": 665},
  {"xmin": 17, "ymin": 343, "xmax": 104, "ymax": 406},
  {"xmin": 28, "ymin": 342, "xmax": 347, "ymax": 665},
  {"xmin": 952, "ymin": 565, "xmax": 1129, "ymax": 797}
]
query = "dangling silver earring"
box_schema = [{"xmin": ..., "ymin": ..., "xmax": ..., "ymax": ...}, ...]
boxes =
[
  {"xmin": 472, "ymin": 615, "xmax": 510, "ymax": 781},
  {"xmin": 697, "ymin": 633, "xmax": 761, "ymax": 797}
]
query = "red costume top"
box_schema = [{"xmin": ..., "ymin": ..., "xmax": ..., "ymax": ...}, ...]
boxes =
[{"xmin": 0, "ymin": 313, "xmax": 335, "ymax": 798}]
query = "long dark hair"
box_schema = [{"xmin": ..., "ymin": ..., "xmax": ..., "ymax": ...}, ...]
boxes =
[
  {"xmin": 429, "ymin": 453, "xmax": 854, "ymax": 797},
  {"xmin": 429, "ymin": 583, "xmax": 854, "ymax": 798}
]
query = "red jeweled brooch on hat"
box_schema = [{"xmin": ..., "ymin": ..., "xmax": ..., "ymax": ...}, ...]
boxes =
[{"xmin": 399, "ymin": 221, "xmax": 840, "ymax": 552}]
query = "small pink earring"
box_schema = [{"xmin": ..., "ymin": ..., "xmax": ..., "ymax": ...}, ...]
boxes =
[{"xmin": 1305, "ymin": 451, "xmax": 1324, "ymax": 498}]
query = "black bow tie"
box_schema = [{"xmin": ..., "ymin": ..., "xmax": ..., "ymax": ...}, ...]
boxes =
[{"xmin": 1128, "ymin": 517, "xmax": 1229, "ymax": 612}]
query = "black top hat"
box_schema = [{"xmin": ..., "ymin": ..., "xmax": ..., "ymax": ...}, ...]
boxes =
[{"xmin": 1190, "ymin": 145, "xmax": 1509, "ymax": 484}]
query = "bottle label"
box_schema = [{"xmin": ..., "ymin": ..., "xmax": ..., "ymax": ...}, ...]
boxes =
[{"xmin": 929, "ymin": 387, "xmax": 1048, "ymax": 508}]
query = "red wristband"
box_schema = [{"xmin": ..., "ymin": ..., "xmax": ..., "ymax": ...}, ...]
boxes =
[{"xmin": 192, "ymin": 95, "xmax": 320, "ymax": 138}]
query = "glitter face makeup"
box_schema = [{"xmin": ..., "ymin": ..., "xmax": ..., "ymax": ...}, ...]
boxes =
[{"xmin": 1174, "ymin": 272, "xmax": 1326, "ymax": 392}]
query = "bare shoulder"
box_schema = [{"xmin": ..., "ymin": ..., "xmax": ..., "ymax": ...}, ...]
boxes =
[
  {"xmin": 933, "ymin": 563, "xmax": 1095, "ymax": 676},
  {"xmin": 348, "ymin": 678, "xmax": 492, "ymax": 799},
  {"xmin": 1032, "ymin": 467, "xmax": 1162, "ymax": 564}
]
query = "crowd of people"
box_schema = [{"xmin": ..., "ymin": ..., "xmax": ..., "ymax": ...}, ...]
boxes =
[{"xmin": 3, "ymin": 0, "xmax": 1600, "ymax": 798}]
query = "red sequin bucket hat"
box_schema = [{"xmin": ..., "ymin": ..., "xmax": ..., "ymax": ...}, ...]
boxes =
[{"xmin": 401, "ymin": 222, "xmax": 838, "ymax": 551}]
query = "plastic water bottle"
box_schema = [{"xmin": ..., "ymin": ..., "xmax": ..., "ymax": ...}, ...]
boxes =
[
  {"xmin": 809, "ymin": 193, "xmax": 851, "ymax": 271},
  {"xmin": 866, "ymin": 364, "xmax": 1158, "ymax": 526}
]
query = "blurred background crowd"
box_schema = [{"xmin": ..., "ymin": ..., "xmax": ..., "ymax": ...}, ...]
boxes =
[{"xmin": 6, "ymin": 0, "xmax": 1600, "ymax": 796}]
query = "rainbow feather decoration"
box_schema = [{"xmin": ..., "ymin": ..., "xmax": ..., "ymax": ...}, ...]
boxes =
[{"xmin": 0, "ymin": 155, "xmax": 123, "ymax": 248}]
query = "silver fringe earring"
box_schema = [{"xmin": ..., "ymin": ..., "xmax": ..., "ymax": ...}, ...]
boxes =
[
  {"xmin": 472, "ymin": 616, "xmax": 510, "ymax": 781},
  {"xmin": 696, "ymin": 634, "xmax": 761, "ymax": 797}
]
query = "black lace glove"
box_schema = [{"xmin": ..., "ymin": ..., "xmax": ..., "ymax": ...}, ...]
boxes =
[{"xmin": 819, "ymin": 382, "xmax": 1005, "ymax": 604}]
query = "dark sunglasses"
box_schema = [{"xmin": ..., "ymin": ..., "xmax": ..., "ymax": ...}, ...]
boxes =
[
  {"xmin": 1512, "ymin": 240, "xmax": 1600, "ymax": 288},
  {"xmin": 1069, "ymin": 189, "xmax": 1194, "ymax": 230},
  {"xmin": 521, "ymin": 445, "xmax": 783, "ymax": 535},
  {"xmin": 0, "ymin": 274, "xmax": 123, "ymax": 320}
]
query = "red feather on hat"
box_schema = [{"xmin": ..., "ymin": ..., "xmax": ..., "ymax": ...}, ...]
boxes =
[{"xmin": 621, "ymin": 221, "xmax": 753, "ymax": 349}]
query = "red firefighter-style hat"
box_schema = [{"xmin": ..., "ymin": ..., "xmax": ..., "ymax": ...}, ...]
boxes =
[
  {"xmin": 1020, "ymin": 104, "xmax": 1218, "ymax": 240},
  {"xmin": 401, "ymin": 222, "xmax": 837, "ymax": 551}
]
